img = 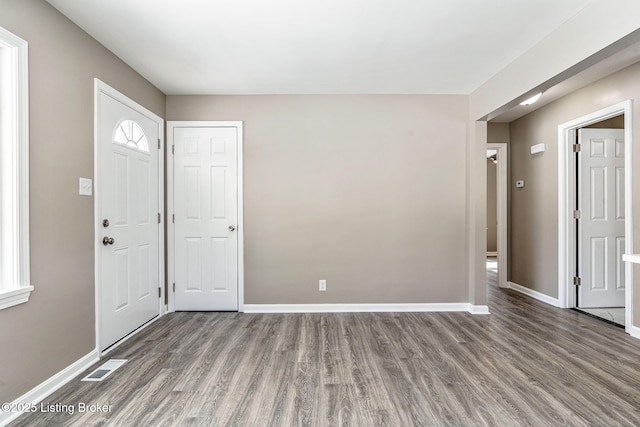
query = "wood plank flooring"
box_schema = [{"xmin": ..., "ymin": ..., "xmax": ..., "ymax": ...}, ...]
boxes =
[{"xmin": 11, "ymin": 274, "xmax": 640, "ymax": 426}]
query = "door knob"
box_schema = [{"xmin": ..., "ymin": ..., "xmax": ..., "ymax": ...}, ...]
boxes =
[
  {"xmin": 228, "ymin": 225, "xmax": 236, "ymax": 232},
  {"xmin": 102, "ymin": 237, "xmax": 115, "ymax": 245}
]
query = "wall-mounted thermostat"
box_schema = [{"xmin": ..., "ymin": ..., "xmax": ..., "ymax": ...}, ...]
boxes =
[{"xmin": 515, "ymin": 180, "xmax": 525, "ymax": 188}]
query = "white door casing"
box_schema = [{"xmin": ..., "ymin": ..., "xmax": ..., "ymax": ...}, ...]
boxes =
[
  {"xmin": 95, "ymin": 80, "xmax": 164, "ymax": 352},
  {"xmin": 557, "ymin": 100, "xmax": 632, "ymax": 335},
  {"xmin": 579, "ymin": 128, "xmax": 626, "ymax": 308},
  {"xmin": 168, "ymin": 122, "xmax": 244, "ymax": 311}
]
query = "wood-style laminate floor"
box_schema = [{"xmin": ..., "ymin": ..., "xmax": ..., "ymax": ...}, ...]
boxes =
[{"xmin": 11, "ymin": 272, "xmax": 640, "ymax": 426}]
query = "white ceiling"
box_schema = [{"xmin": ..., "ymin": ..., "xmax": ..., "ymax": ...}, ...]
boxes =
[{"xmin": 45, "ymin": 0, "xmax": 595, "ymax": 95}]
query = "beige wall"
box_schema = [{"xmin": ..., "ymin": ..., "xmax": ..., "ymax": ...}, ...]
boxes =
[
  {"xmin": 487, "ymin": 123, "xmax": 510, "ymax": 144},
  {"xmin": 0, "ymin": 0, "xmax": 165, "ymax": 403},
  {"xmin": 167, "ymin": 95, "xmax": 468, "ymax": 304},
  {"xmin": 508, "ymin": 62, "xmax": 640, "ymax": 304},
  {"xmin": 585, "ymin": 114, "xmax": 624, "ymax": 129}
]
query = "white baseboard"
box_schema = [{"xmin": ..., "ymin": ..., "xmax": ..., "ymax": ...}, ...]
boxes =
[
  {"xmin": 468, "ymin": 304, "xmax": 490, "ymax": 315},
  {"xmin": 628, "ymin": 324, "xmax": 640, "ymax": 340},
  {"xmin": 506, "ymin": 281, "xmax": 561, "ymax": 307},
  {"xmin": 244, "ymin": 303, "xmax": 489, "ymax": 315},
  {"xmin": 0, "ymin": 349, "xmax": 99, "ymax": 427}
]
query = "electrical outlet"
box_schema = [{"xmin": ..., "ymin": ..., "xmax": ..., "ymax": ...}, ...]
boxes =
[{"xmin": 319, "ymin": 279, "xmax": 326, "ymax": 291}]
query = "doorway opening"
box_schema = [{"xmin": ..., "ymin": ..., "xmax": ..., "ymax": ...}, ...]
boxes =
[
  {"xmin": 558, "ymin": 101, "xmax": 632, "ymax": 332},
  {"xmin": 487, "ymin": 143, "xmax": 508, "ymax": 289}
]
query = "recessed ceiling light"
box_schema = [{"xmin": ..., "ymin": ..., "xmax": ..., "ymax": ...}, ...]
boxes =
[{"xmin": 520, "ymin": 92, "xmax": 542, "ymax": 106}]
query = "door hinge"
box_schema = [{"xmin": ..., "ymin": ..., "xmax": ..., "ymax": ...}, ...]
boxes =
[
  {"xmin": 172, "ymin": 144, "xmax": 175, "ymax": 155},
  {"xmin": 173, "ymin": 283, "xmax": 175, "ymax": 292},
  {"xmin": 158, "ymin": 287, "xmax": 162, "ymax": 298},
  {"xmin": 573, "ymin": 276, "xmax": 581, "ymax": 286},
  {"xmin": 573, "ymin": 143, "xmax": 581, "ymax": 153},
  {"xmin": 172, "ymin": 214, "xmax": 175, "ymax": 223},
  {"xmin": 158, "ymin": 138, "xmax": 161, "ymax": 150},
  {"xmin": 573, "ymin": 210, "xmax": 581, "ymax": 219},
  {"xmin": 158, "ymin": 213, "xmax": 161, "ymax": 224}
]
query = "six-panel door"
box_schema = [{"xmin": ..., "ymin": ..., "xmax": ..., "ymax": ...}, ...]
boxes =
[
  {"xmin": 173, "ymin": 126, "xmax": 239, "ymax": 311},
  {"xmin": 579, "ymin": 128, "xmax": 625, "ymax": 308}
]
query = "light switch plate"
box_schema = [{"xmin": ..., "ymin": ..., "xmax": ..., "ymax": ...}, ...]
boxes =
[{"xmin": 79, "ymin": 178, "xmax": 93, "ymax": 196}]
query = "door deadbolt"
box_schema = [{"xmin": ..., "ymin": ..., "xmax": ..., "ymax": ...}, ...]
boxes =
[
  {"xmin": 102, "ymin": 237, "xmax": 115, "ymax": 245},
  {"xmin": 103, "ymin": 219, "xmax": 110, "ymax": 228}
]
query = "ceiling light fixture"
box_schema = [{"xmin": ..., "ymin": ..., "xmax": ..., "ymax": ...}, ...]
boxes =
[{"xmin": 520, "ymin": 92, "xmax": 542, "ymax": 106}]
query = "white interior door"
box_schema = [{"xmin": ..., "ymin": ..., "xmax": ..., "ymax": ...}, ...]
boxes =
[
  {"xmin": 579, "ymin": 128, "xmax": 625, "ymax": 308},
  {"xmin": 173, "ymin": 126, "xmax": 239, "ymax": 311},
  {"xmin": 98, "ymin": 87, "xmax": 161, "ymax": 350}
]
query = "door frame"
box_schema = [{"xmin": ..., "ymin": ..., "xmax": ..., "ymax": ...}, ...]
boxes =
[
  {"xmin": 166, "ymin": 121, "xmax": 244, "ymax": 312},
  {"xmin": 557, "ymin": 100, "xmax": 632, "ymax": 333},
  {"xmin": 93, "ymin": 79, "xmax": 165, "ymax": 353},
  {"xmin": 487, "ymin": 143, "xmax": 508, "ymax": 288}
]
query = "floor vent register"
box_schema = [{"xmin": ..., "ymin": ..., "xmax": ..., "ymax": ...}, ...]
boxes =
[{"xmin": 81, "ymin": 359, "xmax": 127, "ymax": 382}]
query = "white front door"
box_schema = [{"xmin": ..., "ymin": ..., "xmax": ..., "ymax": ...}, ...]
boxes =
[
  {"xmin": 97, "ymin": 84, "xmax": 162, "ymax": 350},
  {"xmin": 172, "ymin": 126, "xmax": 239, "ymax": 311},
  {"xmin": 579, "ymin": 128, "xmax": 625, "ymax": 308}
]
